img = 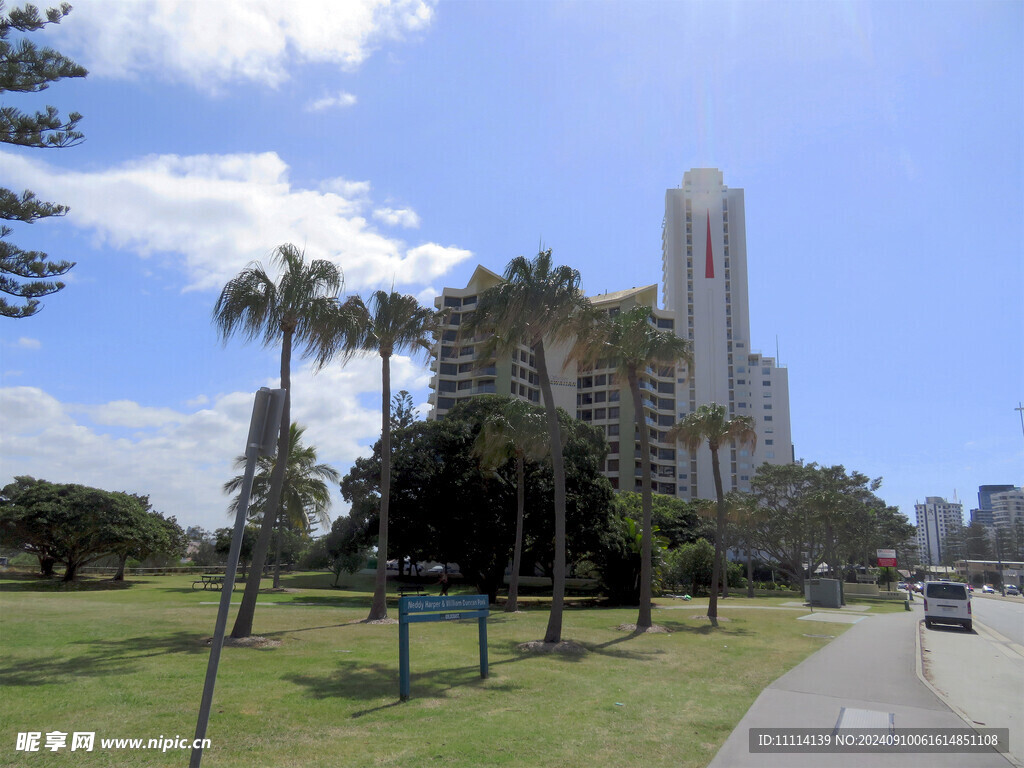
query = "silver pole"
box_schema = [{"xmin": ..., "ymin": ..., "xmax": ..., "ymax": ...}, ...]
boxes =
[{"xmin": 191, "ymin": 387, "xmax": 284, "ymax": 768}]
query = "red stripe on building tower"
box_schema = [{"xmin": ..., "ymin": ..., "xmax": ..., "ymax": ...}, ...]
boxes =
[{"xmin": 705, "ymin": 211, "xmax": 714, "ymax": 278}]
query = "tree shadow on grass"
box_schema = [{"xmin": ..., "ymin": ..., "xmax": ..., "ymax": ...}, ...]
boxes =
[
  {"xmin": 284, "ymin": 659, "xmax": 492, "ymax": 718},
  {"xmin": 0, "ymin": 631, "xmax": 208, "ymax": 687},
  {"xmin": 0, "ymin": 576, "xmax": 141, "ymax": 593},
  {"xmin": 655, "ymin": 619, "xmax": 755, "ymax": 637}
]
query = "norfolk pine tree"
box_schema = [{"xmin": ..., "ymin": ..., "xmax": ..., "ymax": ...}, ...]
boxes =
[{"xmin": 1, "ymin": 1, "xmax": 86, "ymax": 317}]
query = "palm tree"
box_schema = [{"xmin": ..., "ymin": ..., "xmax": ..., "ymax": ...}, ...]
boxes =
[
  {"xmin": 324, "ymin": 290, "xmax": 443, "ymax": 621},
  {"xmin": 212, "ymin": 243, "xmax": 359, "ymax": 638},
  {"xmin": 224, "ymin": 422, "xmax": 340, "ymax": 587},
  {"xmin": 569, "ymin": 305, "xmax": 692, "ymax": 629},
  {"xmin": 462, "ymin": 249, "xmax": 593, "ymax": 643},
  {"xmin": 667, "ymin": 404, "xmax": 755, "ymax": 626},
  {"xmin": 473, "ymin": 397, "xmax": 550, "ymax": 612}
]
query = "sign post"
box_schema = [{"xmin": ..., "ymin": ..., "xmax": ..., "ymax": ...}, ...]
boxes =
[
  {"xmin": 190, "ymin": 387, "xmax": 285, "ymax": 768},
  {"xmin": 398, "ymin": 594, "xmax": 489, "ymax": 701},
  {"xmin": 877, "ymin": 549, "xmax": 898, "ymax": 593}
]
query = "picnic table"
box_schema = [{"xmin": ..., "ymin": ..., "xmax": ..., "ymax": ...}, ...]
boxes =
[{"xmin": 192, "ymin": 574, "xmax": 226, "ymax": 591}]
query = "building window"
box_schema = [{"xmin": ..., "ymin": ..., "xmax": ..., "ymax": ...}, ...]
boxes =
[
  {"xmin": 763, "ymin": 404, "xmax": 772, "ymax": 410},
  {"xmin": 764, "ymin": 416, "xmax": 773, "ymax": 422},
  {"xmin": 608, "ymin": 424, "xmax": 619, "ymax": 436},
  {"xmin": 609, "ymin": 407, "xmax": 620, "ymax": 419}
]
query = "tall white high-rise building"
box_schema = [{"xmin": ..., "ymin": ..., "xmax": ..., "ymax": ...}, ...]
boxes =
[
  {"xmin": 662, "ymin": 168, "xmax": 793, "ymax": 497},
  {"xmin": 915, "ymin": 496, "xmax": 964, "ymax": 566},
  {"xmin": 428, "ymin": 168, "xmax": 795, "ymax": 501}
]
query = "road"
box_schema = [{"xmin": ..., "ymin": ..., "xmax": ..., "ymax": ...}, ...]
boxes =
[
  {"xmin": 920, "ymin": 595, "xmax": 1024, "ymax": 767},
  {"xmin": 971, "ymin": 594, "xmax": 1024, "ymax": 646}
]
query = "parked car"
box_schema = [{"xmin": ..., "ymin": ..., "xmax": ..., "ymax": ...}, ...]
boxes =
[
  {"xmin": 982, "ymin": 585, "xmax": 997, "ymax": 594},
  {"xmin": 1005, "ymin": 585, "xmax": 1021, "ymax": 596},
  {"xmin": 898, "ymin": 582, "xmax": 909, "ymax": 591},
  {"xmin": 923, "ymin": 580, "xmax": 972, "ymax": 631},
  {"xmin": 966, "ymin": 584, "xmax": 974, "ymax": 592},
  {"xmin": 426, "ymin": 563, "xmax": 460, "ymax": 575}
]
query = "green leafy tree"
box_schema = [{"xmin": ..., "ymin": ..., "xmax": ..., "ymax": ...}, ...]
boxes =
[
  {"xmin": 667, "ymin": 404, "xmax": 755, "ymax": 626},
  {"xmin": 963, "ymin": 521, "xmax": 993, "ymax": 561},
  {"xmin": 1, "ymin": 1, "xmax": 87, "ymax": 317},
  {"xmin": 610, "ymin": 490, "xmax": 709, "ymax": 549},
  {"xmin": 462, "ymin": 249, "xmax": 593, "ymax": 644},
  {"xmin": 108, "ymin": 494, "xmax": 187, "ymax": 581},
  {"xmin": 665, "ymin": 538, "xmax": 716, "ymax": 595},
  {"xmin": 322, "ymin": 290, "xmax": 443, "ymax": 621},
  {"xmin": 214, "ymin": 525, "xmax": 258, "ymax": 579},
  {"xmin": 0, "ymin": 476, "xmax": 151, "ymax": 581},
  {"xmin": 213, "ymin": 243, "xmax": 359, "ymax": 638},
  {"xmin": 224, "ymin": 422, "xmax": 340, "ymax": 588},
  {"xmin": 340, "ymin": 396, "xmax": 614, "ymax": 604},
  {"xmin": 473, "ymin": 396, "xmax": 549, "ymax": 611},
  {"xmin": 569, "ymin": 304, "xmax": 692, "ymax": 628},
  {"xmin": 747, "ymin": 462, "xmax": 912, "ymax": 593},
  {"xmin": 323, "ymin": 515, "xmax": 372, "ymax": 586}
]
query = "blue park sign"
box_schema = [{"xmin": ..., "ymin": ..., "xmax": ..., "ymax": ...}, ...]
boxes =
[{"xmin": 398, "ymin": 594, "xmax": 490, "ymax": 701}]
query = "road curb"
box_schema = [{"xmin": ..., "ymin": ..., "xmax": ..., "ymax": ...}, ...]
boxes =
[{"xmin": 915, "ymin": 618, "xmax": 1021, "ymax": 768}]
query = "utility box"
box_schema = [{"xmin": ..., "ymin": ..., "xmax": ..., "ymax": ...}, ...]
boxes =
[{"xmin": 805, "ymin": 578, "xmax": 842, "ymax": 608}]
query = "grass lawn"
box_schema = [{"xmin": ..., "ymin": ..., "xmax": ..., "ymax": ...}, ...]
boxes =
[{"xmin": 0, "ymin": 571, "xmax": 902, "ymax": 767}]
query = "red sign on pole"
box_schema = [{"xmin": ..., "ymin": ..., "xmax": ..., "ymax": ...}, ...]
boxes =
[{"xmin": 877, "ymin": 549, "xmax": 897, "ymax": 568}]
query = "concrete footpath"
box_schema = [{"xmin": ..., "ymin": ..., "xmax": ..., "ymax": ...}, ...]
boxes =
[{"xmin": 706, "ymin": 603, "xmax": 1015, "ymax": 768}]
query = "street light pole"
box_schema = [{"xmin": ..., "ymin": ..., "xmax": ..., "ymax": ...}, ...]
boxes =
[{"xmin": 1015, "ymin": 402, "xmax": 1024, "ymax": 442}]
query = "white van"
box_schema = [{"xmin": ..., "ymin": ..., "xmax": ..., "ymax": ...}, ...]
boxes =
[{"xmin": 923, "ymin": 581, "xmax": 972, "ymax": 631}]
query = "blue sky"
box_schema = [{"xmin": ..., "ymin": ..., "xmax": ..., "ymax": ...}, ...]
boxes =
[{"xmin": 1, "ymin": 0, "xmax": 1021, "ymax": 534}]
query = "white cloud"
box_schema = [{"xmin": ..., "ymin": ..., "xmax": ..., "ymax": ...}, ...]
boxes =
[
  {"xmin": 307, "ymin": 91, "xmax": 358, "ymax": 112},
  {"xmin": 402, "ymin": 243, "xmax": 475, "ymax": 282},
  {"xmin": 0, "ymin": 149, "xmax": 473, "ymax": 293},
  {"xmin": 73, "ymin": 400, "xmax": 186, "ymax": 429},
  {"xmin": 16, "ymin": 337, "xmax": 41, "ymax": 349},
  {"xmin": 373, "ymin": 207, "xmax": 421, "ymax": 229},
  {"xmin": 0, "ymin": 353, "xmax": 430, "ymax": 532},
  {"xmin": 55, "ymin": 0, "xmax": 437, "ymax": 92}
]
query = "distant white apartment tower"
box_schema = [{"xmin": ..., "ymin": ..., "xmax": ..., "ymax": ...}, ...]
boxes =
[
  {"xmin": 991, "ymin": 488, "xmax": 1024, "ymax": 531},
  {"xmin": 427, "ymin": 274, "xmax": 684, "ymax": 495},
  {"xmin": 662, "ymin": 168, "xmax": 793, "ymax": 498},
  {"xmin": 915, "ymin": 496, "xmax": 965, "ymax": 566}
]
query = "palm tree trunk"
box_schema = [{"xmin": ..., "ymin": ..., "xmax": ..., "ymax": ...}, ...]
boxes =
[
  {"xmin": 367, "ymin": 351, "xmax": 392, "ymax": 621},
  {"xmin": 630, "ymin": 372, "xmax": 654, "ymax": 629},
  {"xmin": 231, "ymin": 331, "xmax": 292, "ymax": 639},
  {"xmin": 746, "ymin": 544, "xmax": 754, "ymax": 599},
  {"xmin": 272, "ymin": 511, "xmax": 283, "ymax": 589},
  {"xmin": 506, "ymin": 453, "xmax": 526, "ymax": 613},
  {"xmin": 721, "ymin": 548, "xmax": 729, "ymax": 598},
  {"xmin": 708, "ymin": 444, "xmax": 725, "ymax": 626},
  {"xmin": 536, "ymin": 342, "xmax": 567, "ymax": 644}
]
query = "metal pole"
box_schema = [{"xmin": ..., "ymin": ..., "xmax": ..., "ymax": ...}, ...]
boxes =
[
  {"xmin": 478, "ymin": 617, "xmax": 488, "ymax": 680},
  {"xmin": 191, "ymin": 388, "xmax": 282, "ymax": 768},
  {"xmin": 399, "ymin": 620, "xmax": 411, "ymax": 701},
  {"xmin": 1015, "ymin": 403, "xmax": 1024, "ymax": 442}
]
